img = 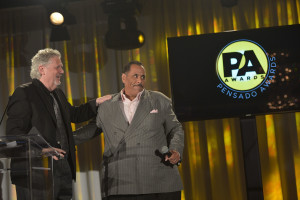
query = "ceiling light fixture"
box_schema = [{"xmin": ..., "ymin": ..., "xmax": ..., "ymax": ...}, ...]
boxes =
[
  {"xmin": 50, "ymin": 12, "xmax": 64, "ymax": 25},
  {"xmin": 102, "ymin": 0, "xmax": 145, "ymax": 50},
  {"xmin": 44, "ymin": 0, "xmax": 76, "ymax": 42}
]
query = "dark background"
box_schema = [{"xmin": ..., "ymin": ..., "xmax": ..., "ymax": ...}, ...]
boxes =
[{"xmin": 168, "ymin": 24, "xmax": 300, "ymax": 121}]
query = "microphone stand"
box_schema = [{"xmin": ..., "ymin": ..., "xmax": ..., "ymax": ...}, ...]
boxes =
[{"xmin": 0, "ymin": 103, "xmax": 8, "ymax": 126}]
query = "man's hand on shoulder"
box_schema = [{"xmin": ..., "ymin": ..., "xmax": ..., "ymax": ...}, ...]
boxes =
[{"xmin": 96, "ymin": 95, "xmax": 112, "ymax": 106}]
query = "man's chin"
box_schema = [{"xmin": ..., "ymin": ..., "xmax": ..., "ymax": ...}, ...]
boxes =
[
  {"xmin": 135, "ymin": 88, "xmax": 143, "ymax": 93},
  {"xmin": 55, "ymin": 80, "xmax": 61, "ymax": 86}
]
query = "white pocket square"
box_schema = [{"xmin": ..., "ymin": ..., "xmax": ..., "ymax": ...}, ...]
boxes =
[{"xmin": 150, "ymin": 109, "xmax": 158, "ymax": 113}]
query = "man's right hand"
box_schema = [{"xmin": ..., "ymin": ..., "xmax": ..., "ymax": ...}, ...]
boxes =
[
  {"xmin": 96, "ymin": 95, "xmax": 112, "ymax": 106},
  {"xmin": 42, "ymin": 147, "xmax": 66, "ymax": 160}
]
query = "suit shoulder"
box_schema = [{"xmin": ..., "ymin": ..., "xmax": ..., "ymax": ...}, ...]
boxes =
[
  {"xmin": 18, "ymin": 82, "xmax": 33, "ymax": 89},
  {"xmin": 12, "ymin": 82, "xmax": 33, "ymax": 96},
  {"xmin": 147, "ymin": 90, "xmax": 171, "ymax": 102},
  {"xmin": 109, "ymin": 92, "xmax": 121, "ymax": 102},
  {"xmin": 18, "ymin": 82, "xmax": 32, "ymax": 88},
  {"xmin": 8, "ymin": 82, "xmax": 34, "ymax": 106},
  {"xmin": 112, "ymin": 93, "xmax": 120, "ymax": 98}
]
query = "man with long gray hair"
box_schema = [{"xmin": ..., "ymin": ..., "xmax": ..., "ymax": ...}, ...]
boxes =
[{"xmin": 6, "ymin": 48, "xmax": 111, "ymax": 200}]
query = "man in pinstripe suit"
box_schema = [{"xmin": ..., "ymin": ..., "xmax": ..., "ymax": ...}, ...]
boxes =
[{"xmin": 75, "ymin": 61, "xmax": 184, "ymax": 200}]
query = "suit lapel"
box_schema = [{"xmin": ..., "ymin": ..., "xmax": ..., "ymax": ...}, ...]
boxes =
[
  {"xmin": 32, "ymin": 80, "xmax": 57, "ymax": 126},
  {"xmin": 124, "ymin": 90, "xmax": 152, "ymax": 138},
  {"xmin": 109, "ymin": 91, "xmax": 152, "ymax": 155},
  {"xmin": 111, "ymin": 95, "xmax": 129, "ymax": 131}
]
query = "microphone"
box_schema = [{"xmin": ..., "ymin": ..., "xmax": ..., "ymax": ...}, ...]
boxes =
[
  {"xmin": 159, "ymin": 146, "xmax": 181, "ymax": 166},
  {"xmin": 160, "ymin": 146, "xmax": 172, "ymax": 157}
]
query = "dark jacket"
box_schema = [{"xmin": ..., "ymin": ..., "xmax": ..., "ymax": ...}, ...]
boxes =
[{"xmin": 6, "ymin": 79, "xmax": 97, "ymax": 184}]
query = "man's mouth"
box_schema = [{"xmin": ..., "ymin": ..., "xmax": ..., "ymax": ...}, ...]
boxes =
[
  {"xmin": 133, "ymin": 84, "xmax": 143, "ymax": 87},
  {"xmin": 55, "ymin": 75, "xmax": 62, "ymax": 85}
]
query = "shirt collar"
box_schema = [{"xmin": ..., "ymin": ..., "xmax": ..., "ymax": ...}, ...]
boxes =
[{"xmin": 121, "ymin": 89, "xmax": 144, "ymax": 102}]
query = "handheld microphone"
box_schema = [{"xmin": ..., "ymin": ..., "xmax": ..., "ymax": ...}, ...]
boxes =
[
  {"xmin": 160, "ymin": 146, "xmax": 172, "ymax": 157},
  {"xmin": 159, "ymin": 146, "xmax": 181, "ymax": 166}
]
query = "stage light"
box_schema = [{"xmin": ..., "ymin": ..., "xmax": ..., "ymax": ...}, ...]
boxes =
[
  {"xmin": 102, "ymin": 0, "xmax": 145, "ymax": 50},
  {"xmin": 138, "ymin": 33, "xmax": 144, "ymax": 44},
  {"xmin": 49, "ymin": 10, "xmax": 76, "ymax": 42},
  {"xmin": 44, "ymin": 0, "xmax": 76, "ymax": 42},
  {"xmin": 105, "ymin": 29, "xmax": 145, "ymax": 50},
  {"xmin": 104, "ymin": 16, "xmax": 145, "ymax": 50},
  {"xmin": 48, "ymin": 7, "xmax": 76, "ymax": 26},
  {"xmin": 50, "ymin": 12, "xmax": 64, "ymax": 25}
]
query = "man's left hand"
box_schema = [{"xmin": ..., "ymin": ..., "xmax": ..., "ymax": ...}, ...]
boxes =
[{"xmin": 165, "ymin": 150, "xmax": 181, "ymax": 165}]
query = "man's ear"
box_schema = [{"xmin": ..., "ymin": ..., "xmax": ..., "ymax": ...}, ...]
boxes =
[
  {"xmin": 121, "ymin": 73, "xmax": 126, "ymax": 84},
  {"xmin": 38, "ymin": 65, "xmax": 44, "ymax": 76}
]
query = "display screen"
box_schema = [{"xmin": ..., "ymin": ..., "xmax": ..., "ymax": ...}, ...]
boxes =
[{"xmin": 167, "ymin": 24, "xmax": 300, "ymax": 121}]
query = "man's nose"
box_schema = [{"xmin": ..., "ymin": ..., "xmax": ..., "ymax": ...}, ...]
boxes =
[{"xmin": 136, "ymin": 76, "xmax": 142, "ymax": 83}]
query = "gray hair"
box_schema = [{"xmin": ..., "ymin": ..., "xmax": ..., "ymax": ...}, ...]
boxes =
[{"xmin": 30, "ymin": 48, "xmax": 61, "ymax": 79}]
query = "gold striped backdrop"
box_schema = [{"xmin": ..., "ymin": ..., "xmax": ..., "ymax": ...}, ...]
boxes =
[{"xmin": 0, "ymin": 0, "xmax": 299, "ymax": 199}]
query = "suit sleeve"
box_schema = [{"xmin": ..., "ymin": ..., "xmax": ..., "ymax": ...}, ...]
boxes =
[
  {"xmin": 68, "ymin": 100, "xmax": 97, "ymax": 123},
  {"xmin": 56, "ymin": 89, "xmax": 97, "ymax": 123},
  {"xmin": 73, "ymin": 119, "xmax": 102, "ymax": 145},
  {"xmin": 73, "ymin": 102, "xmax": 107, "ymax": 145},
  {"xmin": 6, "ymin": 87, "xmax": 32, "ymax": 136},
  {"xmin": 162, "ymin": 97, "xmax": 184, "ymax": 157}
]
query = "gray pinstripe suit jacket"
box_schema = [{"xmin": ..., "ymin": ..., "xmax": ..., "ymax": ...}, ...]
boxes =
[{"xmin": 75, "ymin": 90, "xmax": 184, "ymax": 197}]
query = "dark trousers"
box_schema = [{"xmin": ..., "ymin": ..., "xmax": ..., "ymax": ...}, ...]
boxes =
[
  {"xmin": 53, "ymin": 158, "xmax": 73, "ymax": 200},
  {"xmin": 103, "ymin": 191, "xmax": 181, "ymax": 200},
  {"xmin": 16, "ymin": 186, "xmax": 47, "ymax": 200},
  {"xmin": 15, "ymin": 159, "xmax": 72, "ymax": 200}
]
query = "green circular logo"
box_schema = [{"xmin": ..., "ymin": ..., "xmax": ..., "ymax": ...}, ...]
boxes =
[{"xmin": 216, "ymin": 40, "xmax": 269, "ymax": 92}]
